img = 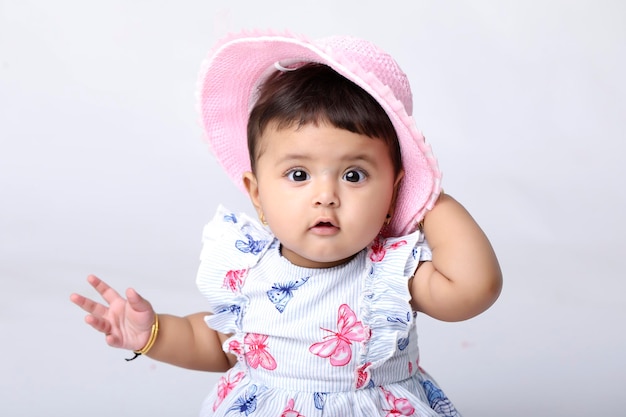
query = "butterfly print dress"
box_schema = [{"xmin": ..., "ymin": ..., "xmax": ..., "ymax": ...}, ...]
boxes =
[{"xmin": 196, "ymin": 206, "xmax": 462, "ymax": 417}]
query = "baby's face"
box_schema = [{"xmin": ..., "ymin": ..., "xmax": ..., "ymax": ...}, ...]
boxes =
[{"xmin": 244, "ymin": 121, "xmax": 401, "ymax": 268}]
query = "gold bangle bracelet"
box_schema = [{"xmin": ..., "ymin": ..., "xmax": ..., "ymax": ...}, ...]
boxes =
[
  {"xmin": 126, "ymin": 314, "xmax": 159, "ymax": 361},
  {"xmin": 135, "ymin": 314, "xmax": 159, "ymax": 355}
]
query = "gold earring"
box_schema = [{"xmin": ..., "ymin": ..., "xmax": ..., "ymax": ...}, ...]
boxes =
[{"xmin": 259, "ymin": 213, "xmax": 268, "ymax": 225}]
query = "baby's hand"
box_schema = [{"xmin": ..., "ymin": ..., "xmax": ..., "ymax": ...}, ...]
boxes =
[{"xmin": 70, "ymin": 274, "xmax": 155, "ymax": 351}]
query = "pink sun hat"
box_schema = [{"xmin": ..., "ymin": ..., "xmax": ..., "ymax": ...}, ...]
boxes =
[{"xmin": 197, "ymin": 30, "xmax": 441, "ymax": 237}]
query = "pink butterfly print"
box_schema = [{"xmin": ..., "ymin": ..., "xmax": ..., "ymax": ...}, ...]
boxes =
[
  {"xmin": 281, "ymin": 398, "xmax": 306, "ymax": 417},
  {"xmin": 355, "ymin": 362, "xmax": 372, "ymax": 389},
  {"xmin": 369, "ymin": 236, "xmax": 407, "ymax": 262},
  {"xmin": 381, "ymin": 388, "xmax": 415, "ymax": 417},
  {"xmin": 244, "ymin": 333, "xmax": 277, "ymax": 370},
  {"xmin": 228, "ymin": 339, "xmax": 243, "ymax": 356},
  {"xmin": 213, "ymin": 370, "xmax": 245, "ymax": 411},
  {"xmin": 415, "ymin": 356, "xmax": 425, "ymax": 374},
  {"xmin": 309, "ymin": 304, "xmax": 367, "ymax": 367},
  {"xmin": 223, "ymin": 268, "xmax": 248, "ymax": 292},
  {"xmin": 408, "ymin": 359, "xmax": 422, "ymax": 376}
]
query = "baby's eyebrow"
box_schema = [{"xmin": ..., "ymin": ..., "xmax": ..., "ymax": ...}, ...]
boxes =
[
  {"xmin": 280, "ymin": 153, "xmax": 310, "ymax": 161},
  {"xmin": 342, "ymin": 154, "xmax": 376, "ymax": 163},
  {"xmin": 274, "ymin": 153, "xmax": 312, "ymax": 165},
  {"xmin": 336, "ymin": 154, "xmax": 381, "ymax": 168},
  {"xmin": 277, "ymin": 153, "xmax": 377, "ymax": 164}
]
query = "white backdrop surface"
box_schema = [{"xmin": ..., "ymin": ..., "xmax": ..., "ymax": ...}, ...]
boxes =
[{"xmin": 1, "ymin": 1, "xmax": 625, "ymax": 416}]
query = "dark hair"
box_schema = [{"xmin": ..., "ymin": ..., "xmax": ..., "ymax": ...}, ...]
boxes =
[{"xmin": 247, "ymin": 63, "xmax": 402, "ymax": 174}]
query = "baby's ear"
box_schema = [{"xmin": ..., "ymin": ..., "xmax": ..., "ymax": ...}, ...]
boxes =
[
  {"xmin": 389, "ymin": 169, "xmax": 405, "ymax": 213},
  {"xmin": 243, "ymin": 171, "xmax": 262, "ymax": 214}
]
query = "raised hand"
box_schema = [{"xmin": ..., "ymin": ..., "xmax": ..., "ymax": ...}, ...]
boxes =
[{"xmin": 70, "ymin": 274, "xmax": 155, "ymax": 351}]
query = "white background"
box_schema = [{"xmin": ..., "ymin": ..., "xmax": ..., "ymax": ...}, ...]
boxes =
[{"xmin": 1, "ymin": 1, "xmax": 624, "ymax": 416}]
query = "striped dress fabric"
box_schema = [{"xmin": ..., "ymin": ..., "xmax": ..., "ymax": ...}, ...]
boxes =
[{"xmin": 196, "ymin": 206, "xmax": 462, "ymax": 417}]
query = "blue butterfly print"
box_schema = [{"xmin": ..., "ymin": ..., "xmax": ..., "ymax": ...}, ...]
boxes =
[
  {"xmin": 266, "ymin": 276, "xmax": 310, "ymax": 313},
  {"xmin": 313, "ymin": 392, "xmax": 327, "ymax": 410},
  {"xmin": 228, "ymin": 384, "xmax": 263, "ymax": 416},
  {"xmin": 218, "ymin": 304, "xmax": 242, "ymax": 327},
  {"xmin": 388, "ymin": 312, "xmax": 411, "ymax": 350},
  {"xmin": 224, "ymin": 213, "xmax": 238, "ymax": 223},
  {"xmin": 397, "ymin": 334, "xmax": 409, "ymax": 351},
  {"xmin": 421, "ymin": 380, "xmax": 460, "ymax": 417},
  {"xmin": 218, "ymin": 304, "xmax": 241, "ymax": 315},
  {"xmin": 235, "ymin": 234, "xmax": 268, "ymax": 255},
  {"xmin": 387, "ymin": 311, "xmax": 411, "ymax": 326}
]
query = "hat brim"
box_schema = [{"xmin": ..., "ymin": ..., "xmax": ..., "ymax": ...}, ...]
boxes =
[{"xmin": 197, "ymin": 31, "xmax": 441, "ymax": 237}]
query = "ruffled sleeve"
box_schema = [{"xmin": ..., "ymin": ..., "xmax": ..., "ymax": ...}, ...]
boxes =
[
  {"xmin": 404, "ymin": 229, "xmax": 432, "ymax": 276},
  {"xmin": 359, "ymin": 229, "xmax": 431, "ymax": 370},
  {"xmin": 196, "ymin": 205, "xmax": 274, "ymax": 334}
]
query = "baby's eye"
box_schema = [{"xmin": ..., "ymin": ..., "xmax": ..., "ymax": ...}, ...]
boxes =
[
  {"xmin": 343, "ymin": 169, "xmax": 367, "ymax": 183},
  {"xmin": 286, "ymin": 169, "xmax": 309, "ymax": 182}
]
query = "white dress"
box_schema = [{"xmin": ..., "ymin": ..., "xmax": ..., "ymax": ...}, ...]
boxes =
[{"xmin": 196, "ymin": 206, "xmax": 462, "ymax": 417}]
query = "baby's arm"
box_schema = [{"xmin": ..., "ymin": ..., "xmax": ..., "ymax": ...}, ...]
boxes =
[
  {"xmin": 410, "ymin": 193, "xmax": 502, "ymax": 322},
  {"xmin": 143, "ymin": 313, "xmax": 233, "ymax": 371},
  {"xmin": 70, "ymin": 274, "xmax": 233, "ymax": 372}
]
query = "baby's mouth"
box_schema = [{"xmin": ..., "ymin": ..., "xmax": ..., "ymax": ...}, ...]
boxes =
[
  {"xmin": 316, "ymin": 222, "xmax": 334, "ymax": 228},
  {"xmin": 309, "ymin": 221, "xmax": 340, "ymax": 235}
]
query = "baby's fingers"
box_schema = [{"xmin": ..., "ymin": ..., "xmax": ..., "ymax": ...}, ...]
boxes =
[
  {"xmin": 69, "ymin": 292, "xmax": 109, "ymax": 318},
  {"xmin": 126, "ymin": 288, "xmax": 153, "ymax": 314},
  {"xmin": 83, "ymin": 315, "xmax": 123, "ymax": 347},
  {"xmin": 87, "ymin": 274, "xmax": 123, "ymax": 305},
  {"xmin": 84, "ymin": 313, "xmax": 112, "ymax": 335}
]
